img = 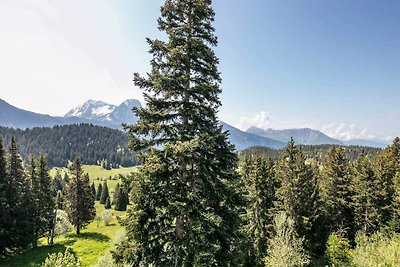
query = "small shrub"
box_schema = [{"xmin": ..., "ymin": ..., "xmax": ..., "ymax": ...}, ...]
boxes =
[
  {"xmin": 112, "ymin": 230, "xmax": 127, "ymax": 246},
  {"xmin": 265, "ymin": 212, "xmax": 309, "ymax": 267},
  {"xmin": 54, "ymin": 209, "xmax": 74, "ymax": 236},
  {"xmin": 101, "ymin": 210, "xmax": 113, "ymax": 226},
  {"xmin": 325, "ymin": 232, "xmax": 352, "ymax": 267},
  {"xmin": 41, "ymin": 248, "xmax": 81, "ymax": 267},
  {"xmin": 91, "ymin": 253, "xmax": 116, "ymax": 267},
  {"xmin": 351, "ymin": 231, "xmax": 400, "ymax": 267}
]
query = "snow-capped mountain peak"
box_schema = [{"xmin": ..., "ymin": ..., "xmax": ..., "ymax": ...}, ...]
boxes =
[
  {"xmin": 65, "ymin": 100, "xmax": 116, "ymax": 120},
  {"xmin": 64, "ymin": 99, "xmax": 142, "ymax": 126}
]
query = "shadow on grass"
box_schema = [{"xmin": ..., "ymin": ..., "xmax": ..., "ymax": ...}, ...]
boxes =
[
  {"xmin": 66, "ymin": 232, "xmax": 110, "ymax": 242},
  {"xmin": 0, "ymin": 244, "xmax": 67, "ymax": 267}
]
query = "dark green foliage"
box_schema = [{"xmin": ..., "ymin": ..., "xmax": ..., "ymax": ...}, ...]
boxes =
[
  {"xmin": 28, "ymin": 157, "xmax": 40, "ymax": 248},
  {"xmin": 96, "ymin": 183, "xmax": 102, "ymax": 201},
  {"xmin": 104, "ymin": 197, "xmax": 111, "ymax": 209},
  {"xmin": 37, "ymin": 155, "xmax": 56, "ymax": 245},
  {"xmin": 64, "ymin": 156, "xmax": 96, "ymax": 235},
  {"xmin": 322, "ymin": 147, "xmax": 354, "ymax": 238},
  {"xmin": 99, "ymin": 181, "xmax": 109, "ymax": 205},
  {"xmin": 0, "ymin": 124, "xmax": 139, "ymax": 167},
  {"xmin": 352, "ymin": 155, "xmax": 380, "ymax": 235},
  {"xmin": 392, "ymin": 172, "xmax": 400, "ymax": 231},
  {"xmin": 7, "ymin": 137, "xmax": 32, "ymax": 248},
  {"xmin": 0, "ymin": 137, "xmax": 10, "ymax": 252},
  {"xmin": 27, "ymin": 155, "xmax": 56, "ymax": 248},
  {"xmin": 113, "ymin": 184, "xmax": 128, "ymax": 211},
  {"xmin": 274, "ymin": 138, "xmax": 319, "ymax": 252},
  {"xmin": 374, "ymin": 137, "xmax": 400, "ymax": 229},
  {"xmin": 112, "ymin": 183, "xmax": 119, "ymax": 205},
  {"xmin": 116, "ymin": 0, "xmax": 242, "ymax": 265},
  {"xmin": 239, "ymin": 155, "xmax": 277, "ymax": 266},
  {"xmin": 0, "ymin": 137, "xmax": 56, "ymax": 252},
  {"xmin": 91, "ymin": 182, "xmax": 96, "ymax": 198},
  {"xmin": 241, "ymin": 144, "xmax": 381, "ymax": 163}
]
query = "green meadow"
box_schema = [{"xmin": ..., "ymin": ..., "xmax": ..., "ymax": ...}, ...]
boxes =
[
  {"xmin": 50, "ymin": 165, "xmax": 138, "ymax": 189},
  {"xmin": 0, "ymin": 203, "xmax": 128, "ymax": 267},
  {"xmin": 0, "ymin": 165, "xmax": 137, "ymax": 267}
]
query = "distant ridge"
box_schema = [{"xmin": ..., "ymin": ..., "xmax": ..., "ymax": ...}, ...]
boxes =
[
  {"xmin": 220, "ymin": 122, "xmax": 286, "ymax": 150},
  {"xmin": 247, "ymin": 126, "xmax": 343, "ymax": 145},
  {"xmin": 0, "ymin": 99, "xmax": 90, "ymax": 129},
  {"xmin": 342, "ymin": 139, "xmax": 389, "ymax": 148},
  {"xmin": 0, "ymin": 99, "xmax": 286, "ymax": 150},
  {"xmin": 0, "ymin": 98, "xmax": 390, "ymax": 149}
]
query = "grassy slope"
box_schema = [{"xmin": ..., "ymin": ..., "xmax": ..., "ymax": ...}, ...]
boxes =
[
  {"xmin": 0, "ymin": 203, "xmax": 127, "ymax": 267},
  {"xmin": 0, "ymin": 165, "xmax": 136, "ymax": 267},
  {"xmin": 50, "ymin": 165, "xmax": 137, "ymax": 189},
  {"xmin": 49, "ymin": 165, "xmax": 137, "ymax": 179}
]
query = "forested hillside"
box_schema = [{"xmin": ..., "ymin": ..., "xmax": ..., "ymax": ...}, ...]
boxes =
[
  {"xmin": 1, "ymin": 1, "xmax": 399, "ymax": 267},
  {"xmin": 0, "ymin": 124, "xmax": 139, "ymax": 167},
  {"xmin": 241, "ymin": 144, "xmax": 382, "ymax": 162},
  {"xmin": 239, "ymin": 137, "xmax": 400, "ymax": 266}
]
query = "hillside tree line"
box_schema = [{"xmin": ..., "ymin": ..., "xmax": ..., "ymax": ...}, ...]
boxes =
[{"xmin": 0, "ymin": 124, "xmax": 139, "ymax": 168}]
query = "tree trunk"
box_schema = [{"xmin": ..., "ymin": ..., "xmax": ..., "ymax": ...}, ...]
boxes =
[
  {"xmin": 48, "ymin": 209, "xmax": 57, "ymax": 245},
  {"xmin": 32, "ymin": 232, "xmax": 38, "ymax": 249}
]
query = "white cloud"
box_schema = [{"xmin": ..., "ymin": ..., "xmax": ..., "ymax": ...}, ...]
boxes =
[
  {"xmin": 239, "ymin": 111, "xmax": 271, "ymax": 131},
  {"xmin": 322, "ymin": 122, "xmax": 376, "ymax": 141}
]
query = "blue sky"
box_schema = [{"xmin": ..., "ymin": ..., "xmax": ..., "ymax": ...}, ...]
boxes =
[{"xmin": 0, "ymin": 1, "xmax": 399, "ymax": 141}]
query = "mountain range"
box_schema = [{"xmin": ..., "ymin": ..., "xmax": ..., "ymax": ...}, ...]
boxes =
[
  {"xmin": 0, "ymin": 98, "xmax": 389, "ymax": 149},
  {"xmin": 247, "ymin": 126, "xmax": 343, "ymax": 145}
]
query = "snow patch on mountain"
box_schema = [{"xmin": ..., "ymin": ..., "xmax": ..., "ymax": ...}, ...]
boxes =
[{"xmin": 92, "ymin": 105, "xmax": 115, "ymax": 116}]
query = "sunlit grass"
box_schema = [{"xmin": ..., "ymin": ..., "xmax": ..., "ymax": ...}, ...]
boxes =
[
  {"xmin": 0, "ymin": 203, "xmax": 127, "ymax": 267},
  {"xmin": 50, "ymin": 164, "xmax": 137, "ymax": 189}
]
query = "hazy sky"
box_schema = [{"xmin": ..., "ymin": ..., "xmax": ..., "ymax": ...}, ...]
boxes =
[{"xmin": 1, "ymin": 0, "xmax": 399, "ymax": 141}]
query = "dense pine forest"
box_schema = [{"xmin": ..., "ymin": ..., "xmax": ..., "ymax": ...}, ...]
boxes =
[
  {"xmin": 241, "ymin": 144, "xmax": 382, "ymax": 162},
  {"xmin": 0, "ymin": 124, "xmax": 139, "ymax": 167},
  {"xmin": 1, "ymin": 0, "xmax": 400, "ymax": 267}
]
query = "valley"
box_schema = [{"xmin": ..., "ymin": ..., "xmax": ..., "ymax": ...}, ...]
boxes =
[{"xmin": 1, "ymin": 0, "xmax": 399, "ymax": 266}]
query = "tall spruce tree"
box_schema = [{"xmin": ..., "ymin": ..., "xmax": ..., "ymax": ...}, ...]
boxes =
[
  {"xmin": 352, "ymin": 155, "xmax": 380, "ymax": 235},
  {"xmin": 239, "ymin": 155, "xmax": 277, "ymax": 266},
  {"xmin": 114, "ymin": 183, "xmax": 128, "ymax": 211},
  {"xmin": 64, "ymin": 156, "xmax": 95, "ymax": 234},
  {"xmin": 104, "ymin": 196, "xmax": 111, "ymax": 209},
  {"xmin": 37, "ymin": 154, "xmax": 56, "ymax": 245},
  {"xmin": 100, "ymin": 181, "xmax": 109, "ymax": 205},
  {"xmin": 7, "ymin": 137, "xmax": 32, "ymax": 247},
  {"xmin": 0, "ymin": 136, "xmax": 10, "ymax": 252},
  {"xmin": 28, "ymin": 156, "xmax": 40, "ymax": 248},
  {"xmin": 392, "ymin": 171, "xmax": 400, "ymax": 231},
  {"xmin": 96, "ymin": 183, "xmax": 103, "ymax": 201},
  {"xmin": 91, "ymin": 182, "xmax": 96, "ymax": 198},
  {"xmin": 116, "ymin": 0, "xmax": 241, "ymax": 265},
  {"xmin": 274, "ymin": 138, "xmax": 319, "ymax": 252},
  {"xmin": 322, "ymin": 147, "xmax": 354, "ymax": 238},
  {"xmin": 373, "ymin": 137, "xmax": 400, "ymax": 228}
]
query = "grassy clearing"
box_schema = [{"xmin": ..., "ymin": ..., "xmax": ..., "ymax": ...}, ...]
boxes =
[
  {"xmin": 0, "ymin": 203, "xmax": 128, "ymax": 267},
  {"xmin": 50, "ymin": 165, "xmax": 137, "ymax": 179},
  {"xmin": 50, "ymin": 165, "xmax": 137, "ymax": 189}
]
